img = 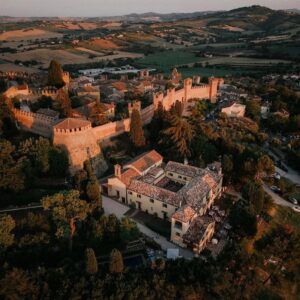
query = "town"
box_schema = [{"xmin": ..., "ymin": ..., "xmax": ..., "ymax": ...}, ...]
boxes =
[{"xmin": 0, "ymin": 3, "xmax": 300, "ymax": 300}]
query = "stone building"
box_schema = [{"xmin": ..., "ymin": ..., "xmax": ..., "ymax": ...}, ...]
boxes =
[{"xmin": 106, "ymin": 150, "xmax": 223, "ymax": 254}]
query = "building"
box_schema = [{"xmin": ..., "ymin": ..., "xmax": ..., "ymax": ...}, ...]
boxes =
[
  {"xmin": 106, "ymin": 150, "xmax": 223, "ymax": 254},
  {"xmin": 107, "ymin": 150, "xmax": 163, "ymax": 203},
  {"xmin": 221, "ymin": 103, "xmax": 246, "ymax": 118},
  {"xmin": 77, "ymin": 86, "xmax": 100, "ymax": 101}
]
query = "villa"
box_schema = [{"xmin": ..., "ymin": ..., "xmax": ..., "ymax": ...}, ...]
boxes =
[{"xmin": 106, "ymin": 150, "xmax": 223, "ymax": 254}]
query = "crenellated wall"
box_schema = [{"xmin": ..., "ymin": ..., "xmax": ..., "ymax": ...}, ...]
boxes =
[
  {"xmin": 10, "ymin": 76, "xmax": 223, "ymax": 173},
  {"xmin": 153, "ymin": 77, "xmax": 223, "ymax": 110},
  {"xmin": 12, "ymin": 108, "xmax": 56, "ymax": 138}
]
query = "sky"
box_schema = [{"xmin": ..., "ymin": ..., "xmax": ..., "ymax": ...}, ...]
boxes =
[{"xmin": 1, "ymin": 0, "xmax": 300, "ymax": 17}]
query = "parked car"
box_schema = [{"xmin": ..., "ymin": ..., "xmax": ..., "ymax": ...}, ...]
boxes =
[
  {"xmin": 290, "ymin": 198, "xmax": 298, "ymax": 205},
  {"xmin": 270, "ymin": 186, "xmax": 281, "ymax": 193},
  {"xmin": 292, "ymin": 206, "xmax": 300, "ymax": 213}
]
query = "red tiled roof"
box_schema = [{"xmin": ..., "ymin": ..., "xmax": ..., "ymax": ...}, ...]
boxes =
[
  {"xmin": 126, "ymin": 150, "xmax": 163, "ymax": 174},
  {"xmin": 120, "ymin": 168, "xmax": 140, "ymax": 187},
  {"xmin": 172, "ymin": 205, "xmax": 197, "ymax": 223},
  {"xmin": 53, "ymin": 118, "xmax": 91, "ymax": 130}
]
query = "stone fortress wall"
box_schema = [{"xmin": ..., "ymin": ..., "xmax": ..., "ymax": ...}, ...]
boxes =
[
  {"xmin": 13, "ymin": 108, "xmax": 56, "ymax": 138},
  {"xmin": 11, "ymin": 75, "xmax": 223, "ymax": 172}
]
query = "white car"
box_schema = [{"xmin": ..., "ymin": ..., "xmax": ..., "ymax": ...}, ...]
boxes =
[{"xmin": 292, "ymin": 206, "xmax": 300, "ymax": 213}]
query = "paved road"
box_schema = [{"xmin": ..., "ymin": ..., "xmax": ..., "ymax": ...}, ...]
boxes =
[
  {"xmin": 102, "ymin": 196, "xmax": 194, "ymax": 259},
  {"xmin": 275, "ymin": 167, "xmax": 300, "ymax": 186},
  {"xmin": 262, "ymin": 184, "xmax": 294, "ymax": 208},
  {"xmin": 0, "ymin": 205, "xmax": 42, "ymax": 213}
]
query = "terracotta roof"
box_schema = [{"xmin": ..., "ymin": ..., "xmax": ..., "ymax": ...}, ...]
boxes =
[
  {"xmin": 172, "ymin": 205, "xmax": 197, "ymax": 223},
  {"xmin": 125, "ymin": 150, "xmax": 163, "ymax": 174},
  {"xmin": 165, "ymin": 161, "xmax": 205, "ymax": 178},
  {"xmin": 128, "ymin": 179, "xmax": 181, "ymax": 207},
  {"xmin": 120, "ymin": 168, "xmax": 140, "ymax": 187},
  {"xmin": 53, "ymin": 118, "xmax": 91, "ymax": 130},
  {"xmin": 183, "ymin": 216, "xmax": 215, "ymax": 244},
  {"xmin": 111, "ymin": 81, "xmax": 127, "ymax": 91}
]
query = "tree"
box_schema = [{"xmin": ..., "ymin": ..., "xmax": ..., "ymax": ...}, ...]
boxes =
[
  {"xmin": 42, "ymin": 190, "xmax": 91, "ymax": 250},
  {"xmin": 56, "ymin": 89, "xmax": 72, "ymax": 118},
  {"xmin": 109, "ymin": 248, "xmax": 124, "ymax": 274},
  {"xmin": 242, "ymin": 182, "xmax": 265, "ymax": 214},
  {"xmin": 161, "ymin": 115, "xmax": 193, "ymax": 160},
  {"xmin": 0, "ymin": 268, "xmax": 38, "ymax": 300},
  {"xmin": 129, "ymin": 109, "xmax": 145, "ymax": 148},
  {"xmin": 229, "ymin": 203, "xmax": 257, "ymax": 237},
  {"xmin": 222, "ymin": 155, "xmax": 233, "ymax": 183},
  {"xmin": 246, "ymin": 101, "xmax": 261, "ymax": 123},
  {"xmin": 85, "ymin": 248, "xmax": 98, "ymax": 275},
  {"xmin": 0, "ymin": 94, "xmax": 17, "ymax": 137},
  {"xmin": 86, "ymin": 179, "xmax": 102, "ymax": 207},
  {"xmin": 48, "ymin": 148, "xmax": 69, "ymax": 177},
  {"xmin": 255, "ymin": 155, "xmax": 274, "ymax": 180},
  {"xmin": 47, "ymin": 60, "xmax": 65, "ymax": 88},
  {"xmin": 0, "ymin": 214, "xmax": 15, "ymax": 249},
  {"xmin": 0, "ymin": 139, "xmax": 25, "ymax": 192}
]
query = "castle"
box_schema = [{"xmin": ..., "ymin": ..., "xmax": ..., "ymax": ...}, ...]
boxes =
[{"xmin": 8, "ymin": 73, "xmax": 223, "ymax": 174}]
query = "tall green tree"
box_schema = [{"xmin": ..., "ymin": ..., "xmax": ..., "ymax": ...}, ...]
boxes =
[
  {"xmin": 161, "ymin": 115, "xmax": 193, "ymax": 160},
  {"xmin": 109, "ymin": 248, "xmax": 124, "ymax": 274},
  {"xmin": 42, "ymin": 190, "xmax": 91, "ymax": 250},
  {"xmin": 56, "ymin": 89, "xmax": 72, "ymax": 118},
  {"xmin": 47, "ymin": 60, "xmax": 65, "ymax": 88},
  {"xmin": 0, "ymin": 214, "xmax": 15, "ymax": 249},
  {"xmin": 129, "ymin": 108, "xmax": 145, "ymax": 148},
  {"xmin": 85, "ymin": 248, "xmax": 98, "ymax": 275}
]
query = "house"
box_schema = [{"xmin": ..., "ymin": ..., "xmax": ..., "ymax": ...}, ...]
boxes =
[
  {"xmin": 106, "ymin": 150, "xmax": 223, "ymax": 254},
  {"xmin": 107, "ymin": 150, "xmax": 163, "ymax": 203},
  {"xmin": 221, "ymin": 103, "xmax": 246, "ymax": 118},
  {"xmin": 136, "ymin": 80, "xmax": 154, "ymax": 93}
]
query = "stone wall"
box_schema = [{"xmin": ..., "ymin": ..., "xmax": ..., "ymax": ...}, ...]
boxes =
[
  {"xmin": 153, "ymin": 77, "xmax": 222, "ymax": 110},
  {"xmin": 13, "ymin": 108, "xmax": 56, "ymax": 138},
  {"xmin": 53, "ymin": 122, "xmax": 103, "ymax": 174}
]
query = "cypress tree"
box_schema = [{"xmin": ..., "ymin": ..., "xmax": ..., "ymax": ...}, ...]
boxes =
[
  {"xmin": 85, "ymin": 248, "xmax": 98, "ymax": 275},
  {"xmin": 129, "ymin": 109, "xmax": 145, "ymax": 148},
  {"xmin": 56, "ymin": 89, "xmax": 72, "ymax": 118},
  {"xmin": 109, "ymin": 248, "xmax": 124, "ymax": 274},
  {"xmin": 47, "ymin": 60, "xmax": 65, "ymax": 88}
]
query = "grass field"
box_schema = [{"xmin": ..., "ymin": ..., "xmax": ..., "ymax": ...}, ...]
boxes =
[{"xmin": 135, "ymin": 50, "xmax": 204, "ymax": 73}]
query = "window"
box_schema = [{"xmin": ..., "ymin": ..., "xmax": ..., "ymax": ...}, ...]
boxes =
[
  {"xmin": 162, "ymin": 203, "xmax": 167, "ymax": 208},
  {"xmin": 176, "ymin": 232, "xmax": 181, "ymax": 237},
  {"xmin": 168, "ymin": 172, "xmax": 173, "ymax": 177},
  {"xmin": 150, "ymin": 199, "xmax": 154, "ymax": 203},
  {"xmin": 175, "ymin": 221, "xmax": 182, "ymax": 230},
  {"xmin": 183, "ymin": 177, "xmax": 187, "ymax": 180},
  {"xmin": 137, "ymin": 194, "xmax": 141, "ymax": 198},
  {"xmin": 178, "ymin": 175, "xmax": 182, "ymax": 179},
  {"xmin": 129, "ymin": 191, "xmax": 132, "ymax": 195}
]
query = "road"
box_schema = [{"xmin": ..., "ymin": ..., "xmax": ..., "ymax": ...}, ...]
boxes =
[
  {"xmin": 102, "ymin": 196, "xmax": 194, "ymax": 259},
  {"xmin": 275, "ymin": 166, "xmax": 300, "ymax": 186},
  {"xmin": 262, "ymin": 184, "xmax": 294, "ymax": 208},
  {"xmin": 0, "ymin": 205, "xmax": 42, "ymax": 214}
]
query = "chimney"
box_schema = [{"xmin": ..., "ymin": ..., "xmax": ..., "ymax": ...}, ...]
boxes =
[{"xmin": 114, "ymin": 164, "xmax": 121, "ymax": 178}]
